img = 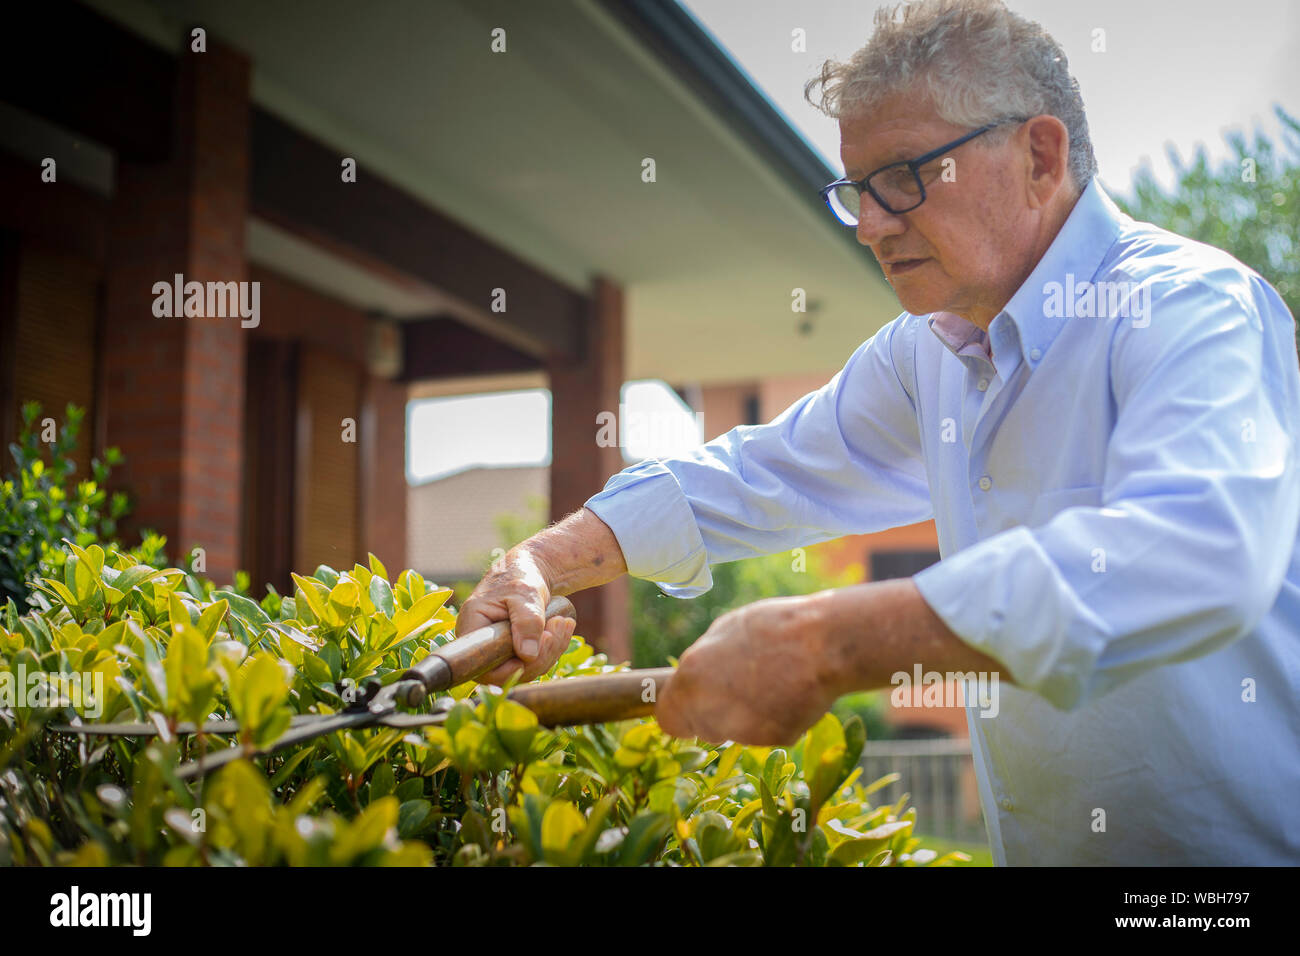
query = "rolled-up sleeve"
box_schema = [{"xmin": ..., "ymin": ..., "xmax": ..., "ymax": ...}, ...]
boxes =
[
  {"xmin": 913, "ymin": 274, "xmax": 1300, "ymax": 710},
  {"xmin": 585, "ymin": 314, "xmax": 934, "ymax": 597}
]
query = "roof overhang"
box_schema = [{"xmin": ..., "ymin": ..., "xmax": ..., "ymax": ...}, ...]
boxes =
[{"xmin": 80, "ymin": 0, "xmax": 901, "ymax": 385}]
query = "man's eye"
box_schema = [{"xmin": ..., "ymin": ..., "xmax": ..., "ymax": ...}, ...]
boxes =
[
  {"xmin": 878, "ymin": 167, "xmax": 919, "ymax": 193},
  {"xmin": 915, "ymin": 159, "xmax": 946, "ymax": 184}
]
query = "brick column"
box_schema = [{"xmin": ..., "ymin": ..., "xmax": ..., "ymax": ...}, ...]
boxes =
[
  {"xmin": 548, "ymin": 278, "xmax": 630, "ymax": 662},
  {"xmin": 360, "ymin": 373, "xmax": 409, "ymax": 575},
  {"xmin": 102, "ymin": 41, "xmax": 250, "ymax": 583}
]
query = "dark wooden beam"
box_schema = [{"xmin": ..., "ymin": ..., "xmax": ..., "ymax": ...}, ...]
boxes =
[
  {"xmin": 401, "ymin": 316, "xmax": 541, "ymax": 382},
  {"xmin": 0, "ymin": 0, "xmax": 174, "ymax": 163},
  {"xmin": 242, "ymin": 339, "xmax": 298, "ymax": 595},
  {"xmin": 249, "ymin": 107, "xmax": 584, "ymax": 360},
  {"xmin": 0, "ymin": 231, "xmax": 19, "ymax": 456}
]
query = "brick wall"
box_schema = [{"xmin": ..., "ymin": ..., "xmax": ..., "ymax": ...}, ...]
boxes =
[
  {"xmin": 101, "ymin": 42, "xmax": 250, "ymax": 582},
  {"xmin": 549, "ymin": 278, "xmax": 630, "ymax": 661}
]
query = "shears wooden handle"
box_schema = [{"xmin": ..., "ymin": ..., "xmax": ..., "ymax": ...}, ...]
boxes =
[{"xmin": 394, "ymin": 594, "xmax": 578, "ymax": 705}]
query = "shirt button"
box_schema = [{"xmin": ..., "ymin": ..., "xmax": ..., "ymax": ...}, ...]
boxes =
[
  {"xmin": 1000, "ymin": 797, "xmax": 1015, "ymax": 811},
  {"xmin": 978, "ymin": 476, "xmax": 992, "ymax": 491},
  {"xmin": 1029, "ymin": 347, "xmax": 1042, "ymax": 361},
  {"xmin": 977, "ymin": 378, "xmax": 989, "ymax": 391}
]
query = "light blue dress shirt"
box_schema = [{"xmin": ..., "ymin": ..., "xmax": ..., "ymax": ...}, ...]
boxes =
[{"xmin": 585, "ymin": 179, "xmax": 1300, "ymax": 865}]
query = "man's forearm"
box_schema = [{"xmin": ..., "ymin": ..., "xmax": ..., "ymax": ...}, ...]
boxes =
[
  {"xmin": 811, "ymin": 578, "xmax": 1011, "ymax": 696},
  {"xmin": 516, "ymin": 507, "xmax": 628, "ymax": 595}
]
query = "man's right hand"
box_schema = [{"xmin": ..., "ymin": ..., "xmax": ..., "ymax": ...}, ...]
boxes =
[{"xmin": 456, "ymin": 548, "xmax": 576, "ymax": 686}]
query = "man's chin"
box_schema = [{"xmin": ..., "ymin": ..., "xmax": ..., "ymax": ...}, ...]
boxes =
[{"xmin": 892, "ymin": 289, "xmax": 947, "ymax": 317}]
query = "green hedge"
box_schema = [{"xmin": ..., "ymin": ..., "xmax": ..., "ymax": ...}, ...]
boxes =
[{"xmin": 0, "ymin": 542, "xmax": 965, "ymax": 867}]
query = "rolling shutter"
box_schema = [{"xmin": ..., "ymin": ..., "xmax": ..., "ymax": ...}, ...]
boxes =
[
  {"xmin": 294, "ymin": 346, "xmax": 361, "ymax": 573},
  {"xmin": 12, "ymin": 242, "xmax": 99, "ymax": 477}
]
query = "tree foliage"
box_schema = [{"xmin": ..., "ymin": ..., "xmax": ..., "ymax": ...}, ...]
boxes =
[{"xmin": 1115, "ymin": 105, "xmax": 1299, "ymax": 354}]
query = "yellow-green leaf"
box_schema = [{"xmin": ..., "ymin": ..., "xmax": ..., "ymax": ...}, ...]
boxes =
[
  {"xmin": 195, "ymin": 599, "xmax": 228, "ymax": 642},
  {"xmin": 541, "ymin": 800, "xmax": 586, "ymax": 863},
  {"xmin": 393, "ymin": 587, "xmax": 453, "ymax": 639}
]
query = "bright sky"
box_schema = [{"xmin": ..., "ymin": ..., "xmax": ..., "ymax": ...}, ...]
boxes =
[
  {"xmin": 410, "ymin": 0, "xmax": 1299, "ymax": 483},
  {"xmin": 680, "ymin": 0, "xmax": 1300, "ymax": 194}
]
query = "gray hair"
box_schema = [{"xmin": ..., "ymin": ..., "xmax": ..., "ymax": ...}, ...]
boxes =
[{"xmin": 805, "ymin": 0, "xmax": 1098, "ymax": 189}]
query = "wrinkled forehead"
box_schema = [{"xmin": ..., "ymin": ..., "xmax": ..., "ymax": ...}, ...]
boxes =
[{"xmin": 837, "ymin": 96, "xmax": 952, "ymax": 174}]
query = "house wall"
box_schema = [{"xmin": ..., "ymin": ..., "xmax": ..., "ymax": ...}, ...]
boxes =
[
  {"xmin": 100, "ymin": 42, "xmax": 250, "ymax": 580},
  {"xmin": 0, "ymin": 51, "xmax": 409, "ymax": 592},
  {"xmin": 249, "ymin": 265, "xmax": 408, "ymax": 587}
]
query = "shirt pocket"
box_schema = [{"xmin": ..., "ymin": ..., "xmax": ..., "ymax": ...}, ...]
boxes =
[{"xmin": 1029, "ymin": 483, "xmax": 1103, "ymax": 527}]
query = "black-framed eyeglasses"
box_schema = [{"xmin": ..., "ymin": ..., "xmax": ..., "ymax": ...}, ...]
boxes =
[{"xmin": 820, "ymin": 118, "xmax": 1028, "ymax": 224}]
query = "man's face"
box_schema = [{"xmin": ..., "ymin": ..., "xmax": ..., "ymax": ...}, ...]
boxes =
[{"xmin": 839, "ymin": 91, "xmax": 1036, "ymax": 325}]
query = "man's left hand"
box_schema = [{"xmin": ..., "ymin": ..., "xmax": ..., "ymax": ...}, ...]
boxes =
[{"xmin": 655, "ymin": 593, "xmax": 837, "ymax": 745}]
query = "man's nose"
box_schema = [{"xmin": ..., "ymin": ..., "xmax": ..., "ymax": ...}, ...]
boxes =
[{"xmin": 855, "ymin": 195, "xmax": 905, "ymax": 247}]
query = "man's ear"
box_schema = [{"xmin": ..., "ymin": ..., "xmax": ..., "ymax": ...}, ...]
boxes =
[{"xmin": 1022, "ymin": 114, "xmax": 1070, "ymax": 209}]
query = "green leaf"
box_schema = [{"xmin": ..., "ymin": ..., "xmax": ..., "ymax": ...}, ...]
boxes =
[
  {"xmin": 168, "ymin": 590, "xmax": 195, "ymax": 635},
  {"xmin": 827, "ymin": 819, "xmax": 913, "ymax": 867},
  {"xmin": 368, "ymin": 576, "xmax": 395, "ymax": 618},
  {"xmin": 211, "ymin": 589, "xmax": 271, "ymax": 627},
  {"xmin": 41, "ymin": 578, "xmax": 79, "ymax": 608},
  {"xmin": 162, "ymin": 626, "xmax": 217, "ymax": 725},
  {"xmin": 328, "ymin": 578, "xmax": 359, "ymax": 614},
  {"xmin": 291, "ymin": 574, "xmax": 333, "ymax": 627},
  {"xmin": 267, "ymin": 745, "xmax": 316, "ymax": 789},
  {"xmin": 317, "ymin": 643, "xmax": 342, "ymax": 683},
  {"xmin": 370, "ymin": 762, "xmax": 395, "ymax": 800},
  {"xmin": 395, "ymin": 778, "xmax": 425, "ymax": 803},
  {"xmin": 540, "ymin": 800, "xmax": 586, "ymax": 864},
  {"xmin": 344, "ymin": 650, "xmax": 385, "ymax": 681},
  {"xmin": 492, "ymin": 699, "xmax": 540, "ymax": 764},
  {"xmin": 313, "ymin": 565, "xmax": 340, "ymax": 588},
  {"xmin": 803, "ymin": 712, "xmax": 848, "ymax": 816},
  {"xmin": 842, "ymin": 713, "xmax": 866, "ymax": 772},
  {"xmin": 331, "ymin": 797, "xmax": 396, "ymax": 863},
  {"xmin": 71, "ymin": 554, "xmax": 96, "ymax": 603},
  {"xmin": 230, "ymin": 653, "xmax": 292, "ymax": 745},
  {"xmin": 301, "ymin": 651, "xmax": 332, "ymax": 684},
  {"xmin": 195, "ymin": 599, "xmax": 229, "ymax": 641},
  {"xmin": 616, "ymin": 813, "xmax": 672, "ymax": 867},
  {"xmin": 105, "ymin": 564, "xmax": 162, "ymax": 602},
  {"xmin": 393, "ymin": 587, "xmax": 453, "ymax": 639},
  {"xmin": 397, "ymin": 799, "xmax": 433, "ymax": 839},
  {"xmin": 762, "ymin": 748, "xmax": 791, "ymax": 797}
]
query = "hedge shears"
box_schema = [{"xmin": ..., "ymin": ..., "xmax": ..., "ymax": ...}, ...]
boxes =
[{"xmin": 50, "ymin": 595, "xmax": 674, "ymax": 781}]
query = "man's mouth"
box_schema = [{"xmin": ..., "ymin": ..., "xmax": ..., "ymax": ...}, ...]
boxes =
[{"xmin": 883, "ymin": 258, "xmax": 928, "ymax": 276}]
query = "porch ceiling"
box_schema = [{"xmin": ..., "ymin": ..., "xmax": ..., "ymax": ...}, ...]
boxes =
[{"xmin": 88, "ymin": 0, "xmax": 900, "ymax": 385}]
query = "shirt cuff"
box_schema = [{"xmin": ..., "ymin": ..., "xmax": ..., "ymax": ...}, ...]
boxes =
[
  {"xmin": 583, "ymin": 460, "xmax": 714, "ymax": 598},
  {"xmin": 911, "ymin": 526, "xmax": 1109, "ymax": 710}
]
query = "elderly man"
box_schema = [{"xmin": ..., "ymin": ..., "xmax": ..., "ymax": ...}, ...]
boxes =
[{"xmin": 459, "ymin": 0, "xmax": 1300, "ymax": 865}]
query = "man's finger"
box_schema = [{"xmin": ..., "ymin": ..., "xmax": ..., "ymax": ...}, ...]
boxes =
[
  {"xmin": 507, "ymin": 593, "xmax": 548, "ymax": 661},
  {"xmin": 454, "ymin": 599, "xmax": 495, "ymax": 639},
  {"xmin": 545, "ymin": 613, "xmax": 573, "ymax": 652}
]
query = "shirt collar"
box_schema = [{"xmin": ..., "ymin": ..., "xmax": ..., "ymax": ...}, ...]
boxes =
[{"xmin": 926, "ymin": 177, "xmax": 1126, "ymax": 370}]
